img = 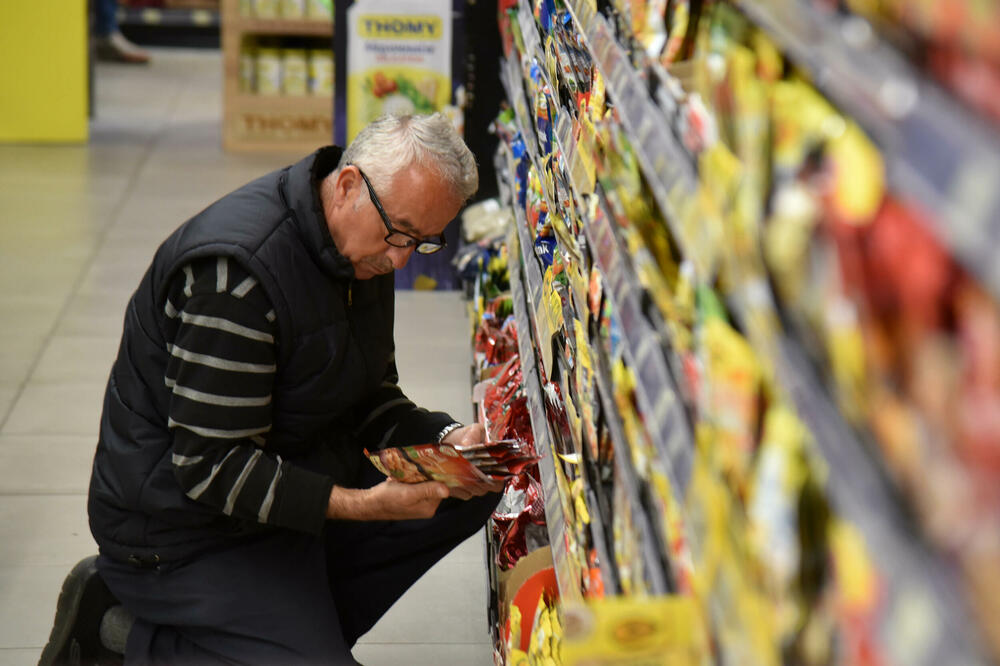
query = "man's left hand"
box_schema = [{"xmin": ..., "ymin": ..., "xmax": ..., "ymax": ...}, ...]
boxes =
[{"xmin": 441, "ymin": 423, "xmax": 506, "ymax": 499}]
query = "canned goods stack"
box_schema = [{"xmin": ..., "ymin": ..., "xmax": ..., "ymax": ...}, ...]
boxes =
[
  {"xmin": 238, "ymin": 0, "xmax": 331, "ymax": 20},
  {"xmin": 238, "ymin": 39, "xmax": 333, "ymax": 97}
]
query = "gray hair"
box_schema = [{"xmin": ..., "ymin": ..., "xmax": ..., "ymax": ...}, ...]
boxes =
[{"xmin": 337, "ymin": 113, "xmax": 478, "ymax": 202}]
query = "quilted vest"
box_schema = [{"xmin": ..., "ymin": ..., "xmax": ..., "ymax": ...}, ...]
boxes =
[{"xmin": 88, "ymin": 147, "xmax": 448, "ymax": 564}]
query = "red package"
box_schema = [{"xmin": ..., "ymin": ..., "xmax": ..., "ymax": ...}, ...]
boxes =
[
  {"xmin": 365, "ymin": 443, "xmax": 494, "ymax": 491},
  {"xmin": 491, "ymin": 473, "xmax": 546, "ymax": 569}
]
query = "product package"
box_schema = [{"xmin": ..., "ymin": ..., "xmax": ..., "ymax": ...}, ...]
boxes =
[{"xmin": 365, "ymin": 438, "xmax": 539, "ymax": 492}]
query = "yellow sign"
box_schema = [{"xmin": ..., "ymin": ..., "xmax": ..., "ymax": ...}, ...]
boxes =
[
  {"xmin": 357, "ymin": 15, "xmax": 443, "ymax": 39},
  {"xmin": 346, "ymin": 0, "xmax": 453, "ymax": 142},
  {"xmin": 561, "ymin": 596, "xmax": 709, "ymax": 665}
]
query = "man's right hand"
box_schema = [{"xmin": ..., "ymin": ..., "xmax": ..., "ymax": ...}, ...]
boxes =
[{"xmin": 326, "ymin": 479, "xmax": 449, "ymax": 521}]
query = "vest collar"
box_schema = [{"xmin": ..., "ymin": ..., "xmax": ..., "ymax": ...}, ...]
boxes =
[{"xmin": 282, "ymin": 146, "xmax": 356, "ymax": 280}]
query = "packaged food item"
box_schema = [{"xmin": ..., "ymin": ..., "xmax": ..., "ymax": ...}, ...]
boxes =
[
  {"xmin": 281, "ymin": 48, "xmax": 309, "ymax": 96},
  {"xmin": 306, "ymin": 0, "xmax": 332, "ymax": 20},
  {"xmin": 239, "ymin": 42, "xmax": 257, "ymax": 93},
  {"xmin": 493, "ymin": 473, "xmax": 548, "ymax": 569},
  {"xmin": 253, "ymin": 0, "xmax": 280, "ymax": 19},
  {"xmin": 255, "ymin": 44, "xmax": 283, "ymax": 96},
  {"xmin": 307, "ymin": 48, "xmax": 334, "ymax": 96},
  {"xmin": 696, "ymin": 287, "xmax": 762, "ymax": 499},
  {"xmin": 561, "ymin": 596, "xmax": 709, "ymax": 665},
  {"xmin": 279, "ymin": 0, "xmax": 306, "ymax": 19},
  {"xmin": 365, "ymin": 443, "xmax": 495, "ymax": 489}
]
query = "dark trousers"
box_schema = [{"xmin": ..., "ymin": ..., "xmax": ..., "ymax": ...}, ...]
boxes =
[{"xmin": 98, "ymin": 468, "xmax": 499, "ymax": 665}]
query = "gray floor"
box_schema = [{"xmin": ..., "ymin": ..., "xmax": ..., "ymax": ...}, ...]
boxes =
[{"xmin": 0, "ymin": 49, "xmax": 490, "ymax": 665}]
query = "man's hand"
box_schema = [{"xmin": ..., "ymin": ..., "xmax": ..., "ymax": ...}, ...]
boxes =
[
  {"xmin": 327, "ymin": 480, "xmax": 449, "ymax": 521},
  {"xmin": 440, "ymin": 423, "xmax": 507, "ymax": 499},
  {"xmin": 440, "ymin": 422, "xmax": 485, "ymax": 449}
]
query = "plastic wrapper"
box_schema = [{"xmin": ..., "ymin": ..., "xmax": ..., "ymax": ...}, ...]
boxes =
[
  {"xmin": 366, "ymin": 437, "xmax": 538, "ymax": 490},
  {"xmin": 366, "ymin": 443, "xmax": 495, "ymax": 489},
  {"xmin": 492, "ymin": 473, "xmax": 548, "ymax": 570},
  {"xmin": 475, "ymin": 311, "xmax": 519, "ymax": 368}
]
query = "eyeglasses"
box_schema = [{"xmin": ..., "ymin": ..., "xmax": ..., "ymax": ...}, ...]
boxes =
[{"xmin": 353, "ymin": 165, "xmax": 447, "ymax": 255}]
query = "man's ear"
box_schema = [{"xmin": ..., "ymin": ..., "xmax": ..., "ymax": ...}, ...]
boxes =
[{"xmin": 333, "ymin": 165, "xmax": 367, "ymax": 211}]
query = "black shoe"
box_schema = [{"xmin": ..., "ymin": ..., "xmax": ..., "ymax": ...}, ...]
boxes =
[{"xmin": 38, "ymin": 555, "xmax": 122, "ymax": 666}]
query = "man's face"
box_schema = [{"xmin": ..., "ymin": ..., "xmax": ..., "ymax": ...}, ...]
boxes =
[{"xmin": 328, "ymin": 164, "xmax": 463, "ymax": 280}]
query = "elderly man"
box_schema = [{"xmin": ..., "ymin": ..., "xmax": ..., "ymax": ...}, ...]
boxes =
[{"xmin": 40, "ymin": 114, "xmax": 500, "ymax": 665}]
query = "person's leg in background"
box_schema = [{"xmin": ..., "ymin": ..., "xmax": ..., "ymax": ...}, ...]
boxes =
[{"xmin": 94, "ymin": 0, "xmax": 151, "ymax": 64}]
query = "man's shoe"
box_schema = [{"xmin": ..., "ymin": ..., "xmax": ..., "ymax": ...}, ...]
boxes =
[
  {"xmin": 95, "ymin": 31, "xmax": 151, "ymax": 64},
  {"xmin": 38, "ymin": 556, "xmax": 122, "ymax": 666}
]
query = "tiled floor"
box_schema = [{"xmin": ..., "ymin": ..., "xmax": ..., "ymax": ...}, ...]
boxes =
[{"xmin": 0, "ymin": 49, "xmax": 490, "ymax": 665}]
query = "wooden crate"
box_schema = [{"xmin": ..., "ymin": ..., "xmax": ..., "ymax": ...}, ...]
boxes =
[{"xmin": 220, "ymin": 0, "xmax": 334, "ymax": 152}]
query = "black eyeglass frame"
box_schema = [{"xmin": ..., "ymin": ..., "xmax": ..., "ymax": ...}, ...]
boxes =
[{"xmin": 352, "ymin": 165, "xmax": 447, "ymax": 255}]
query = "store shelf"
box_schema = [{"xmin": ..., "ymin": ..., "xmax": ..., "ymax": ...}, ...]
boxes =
[
  {"xmin": 516, "ymin": 0, "xmax": 544, "ymax": 75},
  {"xmin": 221, "ymin": 94, "xmax": 333, "ymax": 152},
  {"xmin": 549, "ymin": 12, "xmax": 988, "ymax": 657},
  {"xmin": 117, "ymin": 6, "xmax": 219, "ymax": 27},
  {"xmin": 583, "ymin": 195, "xmax": 694, "ymax": 499},
  {"xmin": 555, "ymin": 313, "xmax": 623, "ymax": 597},
  {"xmin": 496, "ymin": 0, "xmax": 998, "ymax": 661},
  {"xmin": 591, "ymin": 349, "xmax": 673, "ymax": 595},
  {"xmin": 220, "ymin": 0, "xmax": 334, "ymax": 152},
  {"xmin": 771, "ymin": 333, "xmax": 986, "ymax": 664},
  {"xmin": 226, "ymin": 16, "xmax": 332, "ymax": 36},
  {"xmin": 577, "ymin": 14, "xmax": 705, "ymax": 279},
  {"xmin": 502, "ymin": 115, "xmax": 623, "ymax": 597},
  {"xmin": 501, "ymin": 55, "xmax": 539, "ymax": 167},
  {"xmin": 509, "ymin": 226, "xmax": 583, "ymax": 607},
  {"xmin": 503, "ymin": 30, "xmax": 695, "ymax": 584},
  {"xmin": 731, "ymin": 0, "xmax": 1000, "ymax": 301}
]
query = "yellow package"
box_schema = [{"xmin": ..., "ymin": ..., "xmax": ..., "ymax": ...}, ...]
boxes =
[{"xmin": 561, "ymin": 596, "xmax": 709, "ymax": 665}]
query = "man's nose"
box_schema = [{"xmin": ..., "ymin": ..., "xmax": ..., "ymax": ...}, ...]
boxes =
[{"xmin": 387, "ymin": 244, "xmax": 416, "ymax": 270}]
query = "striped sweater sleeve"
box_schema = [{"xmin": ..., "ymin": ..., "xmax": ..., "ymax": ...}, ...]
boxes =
[
  {"xmin": 351, "ymin": 352, "xmax": 458, "ymax": 449},
  {"xmin": 164, "ymin": 256, "xmax": 334, "ymax": 534}
]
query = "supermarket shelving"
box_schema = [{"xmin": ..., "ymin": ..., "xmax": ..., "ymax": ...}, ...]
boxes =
[
  {"xmin": 508, "ymin": 224, "xmax": 584, "ymax": 606},
  {"xmin": 730, "ymin": 0, "xmax": 1000, "ymax": 301},
  {"xmin": 219, "ymin": 0, "xmax": 333, "ymax": 152},
  {"xmin": 495, "ymin": 0, "xmax": 996, "ymax": 662}
]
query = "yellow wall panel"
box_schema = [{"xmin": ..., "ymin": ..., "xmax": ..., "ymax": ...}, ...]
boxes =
[{"xmin": 0, "ymin": 2, "xmax": 88, "ymax": 143}]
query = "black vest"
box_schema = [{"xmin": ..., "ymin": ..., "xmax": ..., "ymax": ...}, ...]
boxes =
[{"xmin": 88, "ymin": 148, "xmax": 439, "ymax": 564}]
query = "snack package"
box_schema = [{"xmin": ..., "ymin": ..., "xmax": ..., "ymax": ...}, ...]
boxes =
[
  {"xmin": 365, "ymin": 443, "xmax": 494, "ymax": 489},
  {"xmin": 492, "ymin": 473, "xmax": 548, "ymax": 569},
  {"xmin": 561, "ymin": 596, "xmax": 709, "ymax": 665}
]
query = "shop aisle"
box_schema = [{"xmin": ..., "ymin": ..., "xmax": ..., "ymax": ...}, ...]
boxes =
[{"xmin": 0, "ymin": 49, "xmax": 490, "ymax": 665}]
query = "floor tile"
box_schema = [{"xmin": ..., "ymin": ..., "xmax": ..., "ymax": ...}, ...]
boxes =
[
  {"xmin": 129, "ymin": 158, "xmax": 280, "ymax": 202},
  {"xmin": 0, "ymin": 147, "xmax": 132, "ymax": 201},
  {"xmin": 73, "ymin": 242, "xmax": 157, "ymax": 300},
  {"xmin": 53, "ymin": 291, "xmax": 129, "ymax": 339},
  {"xmin": 0, "ymin": 648, "xmax": 43, "ymax": 666},
  {"xmin": 0, "ymin": 495, "xmax": 94, "ymax": 568},
  {"xmin": 0, "ymin": 336, "xmax": 45, "ymax": 393},
  {"xmin": 68, "ymin": 280, "xmax": 135, "ymax": 316},
  {"xmin": 30, "ymin": 336, "xmax": 119, "ymax": 384},
  {"xmin": 0, "ymin": 435, "xmax": 96, "ymax": 495},
  {"xmin": 446, "ymin": 530, "xmax": 489, "ymax": 565},
  {"xmin": 352, "ymin": 642, "xmax": 492, "ymax": 665},
  {"xmin": 0, "ymin": 182, "xmax": 122, "ymax": 242},
  {"xmin": 103, "ymin": 192, "xmax": 215, "ymax": 242},
  {"xmin": 0, "ymin": 565, "xmax": 71, "ymax": 650},
  {"xmin": 359, "ymin": 558, "xmax": 489, "ymax": 645},
  {"xmin": 1, "ymin": 383, "xmax": 105, "ymax": 437},
  {"xmin": 0, "ymin": 388, "xmax": 17, "ymax": 426}
]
